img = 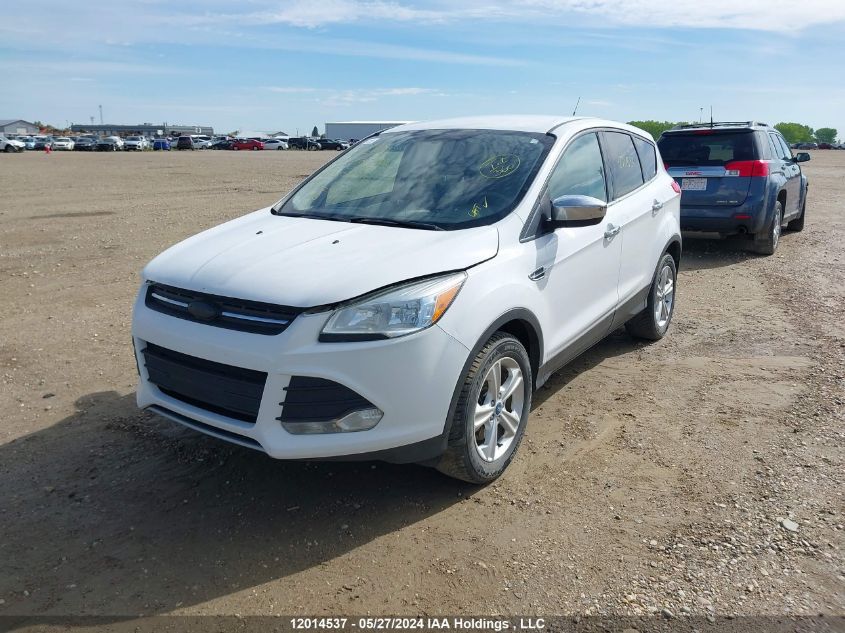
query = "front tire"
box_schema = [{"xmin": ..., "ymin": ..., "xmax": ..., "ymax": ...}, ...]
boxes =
[
  {"xmin": 752, "ymin": 201, "xmax": 782, "ymax": 255},
  {"xmin": 437, "ymin": 333, "xmax": 532, "ymax": 484},
  {"xmin": 626, "ymin": 253, "xmax": 677, "ymax": 341}
]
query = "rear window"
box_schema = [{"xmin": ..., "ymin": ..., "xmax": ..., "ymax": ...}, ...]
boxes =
[{"xmin": 658, "ymin": 131, "xmax": 758, "ymax": 166}]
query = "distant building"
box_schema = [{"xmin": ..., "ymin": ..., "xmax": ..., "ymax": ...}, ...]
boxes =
[
  {"xmin": 0, "ymin": 119, "xmax": 40, "ymax": 136},
  {"xmin": 324, "ymin": 121, "xmax": 411, "ymax": 141},
  {"xmin": 69, "ymin": 122, "xmax": 214, "ymax": 137}
]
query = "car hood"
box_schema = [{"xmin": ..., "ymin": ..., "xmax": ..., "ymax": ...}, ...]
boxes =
[{"xmin": 142, "ymin": 208, "xmax": 499, "ymax": 307}]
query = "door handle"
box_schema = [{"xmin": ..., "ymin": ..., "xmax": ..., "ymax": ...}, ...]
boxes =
[
  {"xmin": 528, "ymin": 267, "xmax": 546, "ymax": 281},
  {"xmin": 652, "ymin": 199, "xmax": 664, "ymax": 213},
  {"xmin": 604, "ymin": 223, "xmax": 621, "ymax": 239}
]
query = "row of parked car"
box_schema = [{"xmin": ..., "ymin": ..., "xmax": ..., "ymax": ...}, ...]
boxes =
[
  {"xmin": 791, "ymin": 141, "xmax": 844, "ymax": 150},
  {"xmin": 0, "ymin": 133, "xmax": 353, "ymax": 153}
]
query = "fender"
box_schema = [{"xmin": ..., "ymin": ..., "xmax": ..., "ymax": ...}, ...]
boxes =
[
  {"xmin": 663, "ymin": 233, "xmax": 682, "ymax": 261},
  {"xmin": 441, "ymin": 307, "xmax": 544, "ymax": 447},
  {"xmin": 764, "ymin": 174, "xmax": 788, "ymax": 226}
]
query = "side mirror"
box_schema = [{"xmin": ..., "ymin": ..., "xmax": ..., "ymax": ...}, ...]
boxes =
[
  {"xmin": 795, "ymin": 152, "xmax": 811, "ymax": 163},
  {"xmin": 549, "ymin": 195, "xmax": 607, "ymax": 227}
]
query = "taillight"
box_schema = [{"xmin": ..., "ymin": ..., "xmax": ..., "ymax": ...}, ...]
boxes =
[
  {"xmin": 671, "ymin": 181, "xmax": 681, "ymax": 194},
  {"xmin": 724, "ymin": 160, "xmax": 770, "ymax": 177}
]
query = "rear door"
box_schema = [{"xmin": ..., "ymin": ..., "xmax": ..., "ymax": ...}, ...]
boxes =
[
  {"xmin": 769, "ymin": 132, "xmax": 801, "ymax": 215},
  {"xmin": 658, "ymin": 130, "xmax": 762, "ymax": 208},
  {"xmin": 601, "ymin": 131, "xmax": 668, "ymax": 303}
]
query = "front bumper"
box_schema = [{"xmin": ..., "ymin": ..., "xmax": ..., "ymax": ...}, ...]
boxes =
[{"xmin": 132, "ymin": 287, "xmax": 470, "ymax": 461}]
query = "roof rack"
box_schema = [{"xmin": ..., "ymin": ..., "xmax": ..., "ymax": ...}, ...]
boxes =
[{"xmin": 670, "ymin": 121, "xmax": 769, "ymax": 130}]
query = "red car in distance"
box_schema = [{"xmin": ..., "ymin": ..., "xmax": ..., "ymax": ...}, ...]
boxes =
[{"xmin": 230, "ymin": 138, "xmax": 264, "ymax": 151}]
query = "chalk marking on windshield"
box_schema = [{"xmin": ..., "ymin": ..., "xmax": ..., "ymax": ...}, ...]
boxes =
[
  {"xmin": 469, "ymin": 196, "xmax": 488, "ymax": 218},
  {"xmin": 479, "ymin": 154, "xmax": 520, "ymax": 179}
]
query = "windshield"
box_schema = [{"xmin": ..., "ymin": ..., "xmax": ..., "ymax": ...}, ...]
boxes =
[{"xmin": 276, "ymin": 129, "xmax": 553, "ymax": 230}]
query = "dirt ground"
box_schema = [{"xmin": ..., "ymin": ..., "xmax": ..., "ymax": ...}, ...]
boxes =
[{"xmin": 1, "ymin": 148, "xmax": 843, "ymax": 620}]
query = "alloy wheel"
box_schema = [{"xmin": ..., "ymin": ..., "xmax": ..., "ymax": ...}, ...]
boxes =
[
  {"xmin": 654, "ymin": 263, "xmax": 675, "ymax": 329},
  {"xmin": 473, "ymin": 357, "xmax": 525, "ymax": 463},
  {"xmin": 772, "ymin": 210, "xmax": 781, "ymax": 248}
]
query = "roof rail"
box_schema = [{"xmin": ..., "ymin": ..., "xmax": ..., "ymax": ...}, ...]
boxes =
[{"xmin": 670, "ymin": 121, "xmax": 769, "ymax": 130}]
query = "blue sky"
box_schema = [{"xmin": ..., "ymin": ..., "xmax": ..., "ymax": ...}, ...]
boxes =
[{"xmin": 2, "ymin": 1, "xmax": 844, "ymax": 137}]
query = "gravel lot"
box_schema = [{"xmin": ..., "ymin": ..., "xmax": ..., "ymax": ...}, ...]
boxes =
[{"xmin": 0, "ymin": 149, "xmax": 843, "ymax": 620}]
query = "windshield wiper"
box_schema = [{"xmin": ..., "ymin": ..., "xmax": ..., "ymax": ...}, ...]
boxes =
[
  {"xmin": 272, "ymin": 210, "xmax": 315, "ymax": 218},
  {"xmin": 273, "ymin": 211, "xmax": 352, "ymax": 222},
  {"xmin": 348, "ymin": 217, "xmax": 444, "ymax": 231}
]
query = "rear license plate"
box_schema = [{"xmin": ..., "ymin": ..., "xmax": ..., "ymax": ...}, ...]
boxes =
[{"xmin": 682, "ymin": 178, "xmax": 707, "ymax": 191}]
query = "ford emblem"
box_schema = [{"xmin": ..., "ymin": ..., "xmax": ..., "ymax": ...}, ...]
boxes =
[{"xmin": 187, "ymin": 300, "xmax": 219, "ymax": 321}]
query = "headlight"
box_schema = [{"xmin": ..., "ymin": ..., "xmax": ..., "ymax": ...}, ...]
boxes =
[{"xmin": 320, "ymin": 272, "xmax": 466, "ymax": 341}]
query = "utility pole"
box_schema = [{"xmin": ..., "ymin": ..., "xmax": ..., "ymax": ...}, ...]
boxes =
[
  {"xmin": 99, "ymin": 105, "xmax": 103, "ymax": 125},
  {"xmin": 699, "ymin": 107, "xmax": 703, "ymax": 123}
]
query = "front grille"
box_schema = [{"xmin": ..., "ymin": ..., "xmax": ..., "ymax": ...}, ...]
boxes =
[
  {"xmin": 145, "ymin": 283, "xmax": 302, "ymax": 335},
  {"xmin": 277, "ymin": 376, "xmax": 375, "ymax": 424},
  {"xmin": 142, "ymin": 343, "xmax": 267, "ymax": 423}
]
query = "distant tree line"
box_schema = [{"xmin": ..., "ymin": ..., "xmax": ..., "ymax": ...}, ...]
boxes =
[
  {"xmin": 773, "ymin": 123, "xmax": 837, "ymax": 144},
  {"xmin": 628, "ymin": 120, "xmax": 838, "ymax": 144}
]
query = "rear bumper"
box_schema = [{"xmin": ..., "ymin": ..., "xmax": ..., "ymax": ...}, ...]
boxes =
[{"xmin": 680, "ymin": 198, "xmax": 766, "ymax": 235}]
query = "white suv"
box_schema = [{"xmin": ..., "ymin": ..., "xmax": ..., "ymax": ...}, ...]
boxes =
[
  {"xmin": 132, "ymin": 116, "xmax": 681, "ymax": 482},
  {"xmin": 0, "ymin": 135, "xmax": 25, "ymax": 153},
  {"xmin": 124, "ymin": 136, "xmax": 150, "ymax": 151}
]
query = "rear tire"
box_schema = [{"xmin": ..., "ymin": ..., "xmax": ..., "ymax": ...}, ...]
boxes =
[
  {"xmin": 786, "ymin": 198, "xmax": 806, "ymax": 232},
  {"xmin": 625, "ymin": 253, "xmax": 677, "ymax": 341},
  {"xmin": 436, "ymin": 333, "xmax": 532, "ymax": 484},
  {"xmin": 752, "ymin": 201, "xmax": 782, "ymax": 255},
  {"xmin": 4, "ymin": 145, "xmax": 14, "ymax": 153}
]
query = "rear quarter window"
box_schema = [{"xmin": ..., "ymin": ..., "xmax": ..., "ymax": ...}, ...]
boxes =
[
  {"xmin": 601, "ymin": 131, "xmax": 644, "ymax": 199},
  {"xmin": 632, "ymin": 136, "xmax": 657, "ymax": 181}
]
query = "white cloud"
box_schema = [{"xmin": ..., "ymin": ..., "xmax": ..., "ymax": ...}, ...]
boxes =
[
  {"xmin": 265, "ymin": 87, "xmax": 320, "ymax": 94},
  {"xmin": 515, "ymin": 0, "xmax": 845, "ymax": 32},
  {"xmin": 303, "ymin": 86, "xmax": 446, "ymax": 107},
  {"xmin": 244, "ymin": 0, "xmax": 449, "ymax": 28},
  {"xmin": 0, "ymin": 59, "xmax": 184, "ymax": 75},
  {"xmin": 198, "ymin": 0, "xmax": 845, "ymax": 32}
]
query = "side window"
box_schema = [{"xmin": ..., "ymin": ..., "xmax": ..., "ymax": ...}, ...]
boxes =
[
  {"xmin": 755, "ymin": 132, "xmax": 770, "ymax": 159},
  {"xmin": 632, "ymin": 136, "xmax": 657, "ymax": 181},
  {"xmin": 546, "ymin": 133, "xmax": 607, "ymax": 203},
  {"xmin": 601, "ymin": 132, "xmax": 644, "ymax": 199},
  {"xmin": 769, "ymin": 133, "xmax": 787, "ymax": 160},
  {"xmin": 777, "ymin": 135, "xmax": 793, "ymax": 160}
]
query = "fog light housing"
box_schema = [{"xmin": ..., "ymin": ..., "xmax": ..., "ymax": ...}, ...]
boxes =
[{"xmin": 281, "ymin": 407, "xmax": 384, "ymax": 435}]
